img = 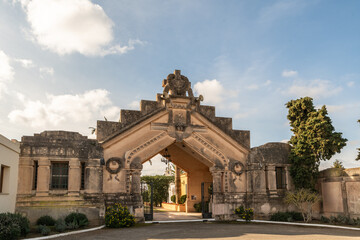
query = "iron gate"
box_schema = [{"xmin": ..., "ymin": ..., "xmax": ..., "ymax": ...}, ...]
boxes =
[
  {"xmin": 141, "ymin": 181, "xmax": 153, "ymax": 221},
  {"xmin": 201, "ymin": 182, "xmax": 213, "ymax": 218}
]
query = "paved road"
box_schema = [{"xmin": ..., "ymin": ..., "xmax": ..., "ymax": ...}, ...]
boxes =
[
  {"xmin": 152, "ymin": 208, "xmax": 202, "ymax": 221},
  {"xmin": 57, "ymin": 222, "xmax": 360, "ymax": 240}
]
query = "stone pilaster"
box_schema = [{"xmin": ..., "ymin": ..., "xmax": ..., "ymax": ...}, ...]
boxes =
[
  {"xmin": 285, "ymin": 165, "xmax": 293, "ymax": 191},
  {"xmin": 36, "ymin": 158, "xmax": 50, "ymax": 196},
  {"xmin": 85, "ymin": 159, "xmax": 101, "ymax": 194},
  {"xmin": 266, "ymin": 165, "xmax": 277, "ymax": 195},
  {"xmin": 17, "ymin": 158, "xmax": 34, "ymax": 195},
  {"xmin": 68, "ymin": 159, "xmax": 81, "ymax": 196},
  {"xmin": 131, "ymin": 169, "xmax": 141, "ymax": 194},
  {"xmin": 210, "ymin": 169, "xmax": 222, "ymax": 193}
]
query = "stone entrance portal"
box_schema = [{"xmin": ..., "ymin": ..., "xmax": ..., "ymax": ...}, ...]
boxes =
[
  {"xmin": 97, "ymin": 70, "xmax": 250, "ymax": 221},
  {"xmin": 16, "ymin": 70, "xmax": 294, "ymax": 224}
]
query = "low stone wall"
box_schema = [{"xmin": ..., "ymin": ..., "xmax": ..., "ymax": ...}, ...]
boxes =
[
  {"xmin": 317, "ymin": 167, "xmax": 360, "ymax": 218},
  {"xmin": 162, "ymin": 203, "xmax": 186, "ymax": 212}
]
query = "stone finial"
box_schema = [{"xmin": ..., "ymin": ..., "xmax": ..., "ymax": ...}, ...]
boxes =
[{"xmin": 162, "ymin": 70, "xmax": 194, "ymax": 98}]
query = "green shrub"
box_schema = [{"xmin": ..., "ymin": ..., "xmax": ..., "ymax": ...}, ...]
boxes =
[
  {"xmin": 234, "ymin": 206, "xmax": 254, "ymax": 222},
  {"xmin": 193, "ymin": 203, "xmax": 202, "ymax": 213},
  {"xmin": 64, "ymin": 213, "xmax": 88, "ymax": 228},
  {"xmin": 55, "ymin": 219, "xmax": 67, "ymax": 232},
  {"xmin": 37, "ymin": 225, "xmax": 51, "ymax": 236},
  {"xmin": 320, "ymin": 216, "xmax": 330, "ymax": 223},
  {"xmin": 178, "ymin": 195, "xmax": 187, "ymax": 204},
  {"xmin": 105, "ymin": 203, "xmax": 135, "ymax": 228},
  {"xmin": 171, "ymin": 195, "xmax": 176, "ymax": 203},
  {"xmin": 66, "ymin": 219, "xmax": 79, "ymax": 230},
  {"xmin": 36, "ymin": 215, "xmax": 56, "ymax": 226},
  {"xmin": 270, "ymin": 212, "xmax": 303, "ymax": 222},
  {"xmin": 0, "ymin": 212, "xmax": 30, "ymax": 240}
]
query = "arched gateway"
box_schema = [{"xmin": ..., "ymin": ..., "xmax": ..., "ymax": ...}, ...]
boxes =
[{"xmin": 16, "ymin": 70, "xmax": 293, "ymax": 224}]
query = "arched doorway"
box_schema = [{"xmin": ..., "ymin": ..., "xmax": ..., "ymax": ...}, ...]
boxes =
[{"xmin": 97, "ymin": 70, "xmax": 250, "ymax": 221}]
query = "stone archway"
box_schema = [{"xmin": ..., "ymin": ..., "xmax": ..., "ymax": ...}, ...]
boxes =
[{"xmin": 97, "ymin": 70, "xmax": 250, "ymax": 221}]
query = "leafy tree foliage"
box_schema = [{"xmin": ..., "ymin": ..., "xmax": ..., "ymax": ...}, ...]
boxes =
[
  {"xmin": 332, "ymin": 160, "xmax": 344, "ymax": 169},
  {"xmin": 286, "ymin": 97, "xmax": 347, "ymax": 189},
  {"xmin": 141, "ymin": 175, "xmax": 174, "ymax": 207},
  {"xmin": 284, "ymin": 188, "xmax": 321, "ymax": 222}
]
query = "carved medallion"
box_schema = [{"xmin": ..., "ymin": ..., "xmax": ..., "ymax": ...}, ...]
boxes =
[
  {"xmin": 106, "ymin": 157, "xmax": 122, "ymax": 174},
  {"xmin": 231, "ymin": 162, "xmax": 245, "ymax": 176}
]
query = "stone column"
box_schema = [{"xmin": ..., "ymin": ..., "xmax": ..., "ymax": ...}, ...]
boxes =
[
  {"xmin": 131, "ymin": 169, "xmax": 141, "ymax": 194},
  {"xmin": 17, "ymin": 158, "xmax": 34, "ymax": 195},
  {"xmin": 85, "ymin": 159, "xmax": 101, "ymax": 194},
  {"xmin": 266, "ymin": 165, "xmax": 277, "ymax": 195},
  {"xmin": 36, "ymin": 158, "xmax": 50, "ymax": 196},
  {"xmin": 174, "ymin": 165, "xmax": 181, "ymax": 203},
  {"xmin": 68, "ymin": 159, "xmax": 81, "ymax": 196}
]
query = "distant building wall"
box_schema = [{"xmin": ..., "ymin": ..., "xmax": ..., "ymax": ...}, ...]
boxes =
[
  {"xmin": 317, "ymin": 167, "xmax": 360, "ymax": 218},
  {"xmin": 0, "ymin": 134, "xmax": 20, "ymax": 213}
]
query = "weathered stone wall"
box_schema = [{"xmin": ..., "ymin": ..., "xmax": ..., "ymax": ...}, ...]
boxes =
[
  {"xmin": 245, "ymin": 142, "xmax": 294, "ymax": 219},
  {"xmin": 317, "ymin": 167, "xmax": 360, "ymax": 218},
  {"xmin": 16, "ymin": 131, "xmax": 104, "ymax": 225}
]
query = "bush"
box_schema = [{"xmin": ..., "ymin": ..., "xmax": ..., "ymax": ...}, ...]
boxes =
[
  {"xmin": 179, "ymin": 195, "xmax": 187, "ymax": 204},
  {"xmin": 66, "ymin": 220, "xmax": 79, "ymax": 230},
  {"xmin": 234, "ymin": 206, "xmax": 254, "ymax": 222},
  {"xmin": 55, "ymin": 219, "xmax": 67, "ymax": 232},
  {"xmin": 320, "ymin": 216, "xmax": 330, "ymax": 223},
  {"xmin": 194, "ymin": 203, "xmax": 202, "ymax": 213},
  {"xmin": 64, "ymin": 213, "xmax": 88, "ymax": 228},
  {"xmin": 0, "ymin": 212, "xmax": 30, "ymax": 240},
  {"xmin": 37, "ymin": 225, "xmax": 51, "ymax": 236},
  {"xmin": 105, "ymin": 203, "xmax": 135, "ymax": 228},
  {"xmin": 36, "ymin": 215, "xmax": 56, "ymax": 226},
  {"xmin": 270, "ymin": 212, "xmax": 303, "ymax": 222},
  {"xmin": 171, "ymin": 195, "xmax": 176, "ymax": 203},
  {"xmin": 284, "ymin": 188, "xmax": 321, "ymax": 222}
]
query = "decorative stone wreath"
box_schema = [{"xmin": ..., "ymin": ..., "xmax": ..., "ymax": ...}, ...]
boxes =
[
  {"xmin": 106, "ymin": 157, "xmax": 122, "ymax": 174},
  {"xmin": 231, "ymin": 162, "xmax": 245, "ymax": 176}
]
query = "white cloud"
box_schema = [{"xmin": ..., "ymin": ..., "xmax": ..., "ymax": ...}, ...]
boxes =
[
  {"xmin": 194, "ymin": 79, "xmax": 225, "ymax": 105},
  {"xmin": 234, "ymin": 108, "xmax": 258, "ymax": 119},
  {"xmin": 128, "ymin": 100, "xmax": 140, "ymax": 110},
  {"xmin": 326, "ymin": 105, "xmax": 345, "ymax": 113},
  {"xmin": 246, "ymin": 84, "xmax": 259, "ymax": 90},
  {"xmin": 39, "ymin": 67, "xmax": 54, "ymax": 77},
  {"xmin": 0, "ymin": 50, "xmax": 14, "ymax": 98},
  {"xmin": 0, "ymin": 51, "xmax": 14, "ymax": 82},
  {"xmin": 14, "ymin": 58, "xmax": 35, "ymax": 68},
  {"xmin": 17, "ymin": 0, "xmax": 141, "ymax": 56},
  {"xmin": 285, "ymin": 79, "xmax": 342, "ymax": 99},
  {"xmin": 282, "ymin": 70, "xmax": 298, "ymax": 78},
  {"xmin": 8, "ymin": 89, "xmax": 118, "ymax": 128},
  {"xmin": 347, "ymin": 81, "xmax": 355, "ymax": 87}
]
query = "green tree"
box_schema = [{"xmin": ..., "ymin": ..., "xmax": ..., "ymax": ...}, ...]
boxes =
[
  {"xmin": 141, "ymin": 175, "xmax": 174, "ymax": 207},
  {"xmin": 332, "ymin": 159, "xmax": 344, "ymax": 169},
  {"xmin": 286, "ymin": 97, "xmax": 347, "ymax": 189}
]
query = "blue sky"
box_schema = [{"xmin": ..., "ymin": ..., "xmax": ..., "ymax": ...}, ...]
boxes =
[{"xmin": 0, "ymin": 0, "xmax": 359, "ymax": 172}]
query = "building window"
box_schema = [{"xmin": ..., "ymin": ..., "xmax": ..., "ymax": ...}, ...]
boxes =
[
  {"xmin": 51, "ymin": 162, "xmax": 69, "ymax": 189},
  {"xmin": 80, "ymin": 162, "xmax": 85, "ymax": 190},
  {"xmin": 33, "ymin": 161, "xmax": 38, "ymax": 190},
  {"xmin": 275, "ymin": 167, "xmax": 286, "ymax": 189},
  {"xmin": 0, "ymin": 165, "xmax": 10, "ymax": 193}
]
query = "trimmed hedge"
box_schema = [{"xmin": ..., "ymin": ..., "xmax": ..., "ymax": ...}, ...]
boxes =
[{"xmin": 270, "ymin": 211, "xmax": 303, "ymax": 222}]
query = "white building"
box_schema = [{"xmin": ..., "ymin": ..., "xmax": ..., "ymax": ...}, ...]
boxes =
[{"xmin": 0, "ymin": 134, "xmax": 20, "ymax": 213}]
